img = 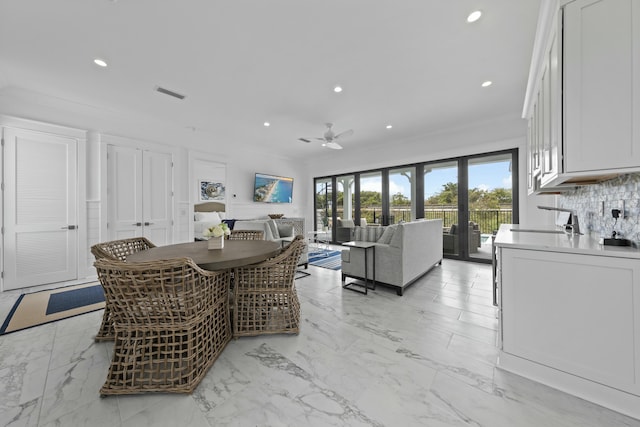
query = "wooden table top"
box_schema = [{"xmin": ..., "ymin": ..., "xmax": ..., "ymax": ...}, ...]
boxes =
[{"xmin": 127, "ymin": 239, "xmax": 282, "ymax": 270}]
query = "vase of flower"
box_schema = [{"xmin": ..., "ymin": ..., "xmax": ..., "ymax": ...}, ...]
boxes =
[
  {"xmin": 203, "ymin": 223, "xmax": 230, "ymax": 250},
  {"xmin": 208, "ymin": 235, "xmax": 224, "ymax": 249}
]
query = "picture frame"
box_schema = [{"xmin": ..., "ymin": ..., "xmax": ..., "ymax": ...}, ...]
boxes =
[{"xmin": 199, "ymin": 180, "xmax": 225, "ymax": 201}]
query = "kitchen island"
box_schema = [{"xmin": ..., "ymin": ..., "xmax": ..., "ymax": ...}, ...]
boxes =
[{"xmin": 494, "ymin": 224, "xmax": 640, "ymax": 420}]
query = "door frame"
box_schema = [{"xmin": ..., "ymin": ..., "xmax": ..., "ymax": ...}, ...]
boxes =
[
  {"xmin": 100, "ymin": 134, "xmax": 178, "ymax": 246},
  {"xmin": 1, "ymin": 116, "xmax": 87, "ymax": 291}
]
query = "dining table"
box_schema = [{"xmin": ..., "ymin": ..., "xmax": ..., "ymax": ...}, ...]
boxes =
[{"xmin": 127, "ymin": 239, "xmax": 282, "ymax": 270}]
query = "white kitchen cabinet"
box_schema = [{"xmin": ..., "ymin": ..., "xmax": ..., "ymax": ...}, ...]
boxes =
[
  {"xmin": 524, "ymin": 0, "xmax": 640, "ymax": 192},
  {"xmin": 525, "ymin": 6, "xmax": 562, "ymax": 194},
  {"xmin": 495, "ymin": 224, "xmax": 640, "ymax": 419},
  {"xmin": 500, "ymin": 247, "xmax": 640, "ymax": 396},
  {"xmin": 564, "ymin": 0, "xmax": 640, "ymax": 173}
]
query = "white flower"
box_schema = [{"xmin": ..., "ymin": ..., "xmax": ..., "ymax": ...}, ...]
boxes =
[{"xmin": 203, "ymin": 223, "xmax": 230, "ymax": 238}]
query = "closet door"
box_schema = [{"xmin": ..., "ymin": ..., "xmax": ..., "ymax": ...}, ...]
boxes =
[
  {"xmin": 3, "ymin": 128, "xmax": 78, "ymax": 289},
  {"xmin": 142, "ymin": 150, "xmax": 173, "ymax": 245},
  {"xmin": 107, "ymin": 145, "xmax": 143, "ymax": 239},
  {"xmin": 107, "ymin": 145, "xmax": 173, "ymax": 245}
]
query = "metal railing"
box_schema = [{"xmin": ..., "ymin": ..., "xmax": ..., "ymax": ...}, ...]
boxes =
[{"xmin": 332, "ymin": 207, "xmax": 513, "ymax": 235}]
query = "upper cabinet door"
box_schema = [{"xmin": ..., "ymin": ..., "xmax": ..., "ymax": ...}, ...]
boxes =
[{"xmin": 564, "ymin": 0, "xmax": 640, "ymax": 173}]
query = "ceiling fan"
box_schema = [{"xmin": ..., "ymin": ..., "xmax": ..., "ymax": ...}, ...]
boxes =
[{"xmin": 298, "ymin": 123, "xmax": 354, "ymax": 150}]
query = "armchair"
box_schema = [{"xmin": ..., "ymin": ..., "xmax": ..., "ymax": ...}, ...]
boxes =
[{"xmin": 442, "ymin": 222, "xmax": 481, "ymax": 255}]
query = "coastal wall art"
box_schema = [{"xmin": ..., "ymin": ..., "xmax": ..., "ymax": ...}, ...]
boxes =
[{"xmin": 199, "ymin": 180, "xmax": 226, "ymax": 201}]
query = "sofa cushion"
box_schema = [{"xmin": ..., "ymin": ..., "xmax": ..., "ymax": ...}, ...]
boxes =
[
  {"xmin": 267, "ymin": 219, "xmax": 280, "ymax": 239},
  {"xmin": 339, "ymin": 219, "xmax": 354, "ymax": 227},
  {"xmin": 277, "ymin": 223, "xmax": 294, "ymax": 238},
  {"xmin": 377, "ymin": 225, "xmax": 396, "ymax": 244}
]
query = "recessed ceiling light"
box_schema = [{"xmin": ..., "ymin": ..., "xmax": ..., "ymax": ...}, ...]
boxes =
[
  {"xmin": 263, "ymin": 122, "xmax": 270, "ymax": 127},
  {"xmin": 93, "ymin": 58, "xmax": 108, "ymax": 67},
  {"xmin": 386, "ymin": 125, "xmax": 393, "ymax": 129},
  {"xmin": 333, "ymin": 85, "xmax": 343, "ymax": 93},
  {"xmin": 482, "ymin": 80, "xmax": 493, "ymax": 87},
  {"xmin": 467, "ymin": 10, "xmax": 482, "ymax": 23}
]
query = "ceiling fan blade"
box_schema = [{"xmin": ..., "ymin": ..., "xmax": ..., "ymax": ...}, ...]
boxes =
[
  {"xmin": 334, "ymin": 129, "xmax": 354, "ymax": 139},
  {"xmin": 325, "ymin": 142, "xmax": 343, "ymax": 150},
  {"xmin": 298, "ymin": 138, "xmax": 312, "ymax": 143}
]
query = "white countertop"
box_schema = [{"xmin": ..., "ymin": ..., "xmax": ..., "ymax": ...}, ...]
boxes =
[{"xmin": 494, "ymin": 224, "xmax": 640, "ymax": 259}]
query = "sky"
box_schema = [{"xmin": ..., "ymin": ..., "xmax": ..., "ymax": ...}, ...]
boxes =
[{"xmin": 355, "ymin": 160, "xmax": 512, "ymax": 198}]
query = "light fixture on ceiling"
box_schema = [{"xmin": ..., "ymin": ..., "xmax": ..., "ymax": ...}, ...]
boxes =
[
  {"xmin": 155, "ymin": 86, "xmax": 186, "ymax": 100},
  {"xmin": 482, "ymin": 80, "xmax": 493, "ymax": 87},
  {"xmin": 263, "ymin": 122, "xmax": 270, "ymax": 127},
  {"xmin": 467, "ymin": 10, "xmax": 482, "ymax": 23},
  {"xmin": 386, "ymin": 125, "xmax": 393, "ymax": 129},
  {"xmin": 333, "ymin": 85, "xmax": 343, "ymax": 93},
  {"xmin": 93, "ymin": 58, "xmax": 108, "ymax": 67}
]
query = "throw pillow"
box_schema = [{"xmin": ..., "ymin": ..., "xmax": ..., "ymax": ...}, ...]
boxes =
[
  {"xmin": 195, "ymin": 211, "xmax": 221, "ymax": 225},
  {"xmin": 377, "ymin": 225, "xmax": 396, "ymax": 244},
  {"xmin": 389, "ymin": 224, "xmax": 403, "ymax": 247}
]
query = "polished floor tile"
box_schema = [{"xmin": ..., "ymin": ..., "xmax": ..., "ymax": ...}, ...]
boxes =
[{"xmin": 1, "ymin": 259, "xmax": 639, "ymax": 426}]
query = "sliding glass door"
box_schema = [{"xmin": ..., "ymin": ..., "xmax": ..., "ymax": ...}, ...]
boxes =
[
  {"xmin": 313, "ymin": 148, "xmax": 518, "ymax": 263},
  {"xmin": 389, "ymin": 167, "xmax": 415, "ymax": 224},
  {"xmin": 359, "ymin": 172, "xmax": 382, "ymax": 225},
  {"xmin": 467, "ymin": 153, "xmax": 515, "ymax": 261},
  {"xmin": 424, "ymin": 161, "xmax": 459, "ymax": 256}
]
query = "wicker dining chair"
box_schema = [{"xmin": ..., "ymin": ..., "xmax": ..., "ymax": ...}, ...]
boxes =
[
  {"xmin": 93, "ymin": 257, "xmax": 231, "ymax": 396},
  {"xmin": 232, "ymin": 234, "xmax": 306, "ymax": 337},
  {"xmin": 91, "ymin": 236, "xmax": 156, "ymax": 261},
  {"xmin": 228, "ymin": 230, "xmax": 264, "ymax": 240},
  {"xmin": 90, "ymin": 237, "xmax": 156, "ymax": 341}
]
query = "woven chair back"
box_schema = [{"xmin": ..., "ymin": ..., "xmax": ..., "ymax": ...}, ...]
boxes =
[
  {"xmin": 93, "ymin": 257, "xmax": 231, "ymax": 395},
  {"xmin": 91, "ymin": 237, "xmax": 156, "ymax": 261},
  {"xmin": 228, "ymin": 230, "xmax": 264, "ymax": 240},
  {"xmin": 232, "ymin": 235, "xmax": 306, "ymax": 337}
]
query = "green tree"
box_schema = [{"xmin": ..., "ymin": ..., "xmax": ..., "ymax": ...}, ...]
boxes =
[{"xmin": 391, "ymin": 192, "xmax": 410, "ymax": 205}]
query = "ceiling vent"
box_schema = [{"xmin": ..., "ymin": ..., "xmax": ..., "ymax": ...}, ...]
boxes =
[{"xmin": 155, "ymin": 86, "xmax": 186, "ymax": 100}]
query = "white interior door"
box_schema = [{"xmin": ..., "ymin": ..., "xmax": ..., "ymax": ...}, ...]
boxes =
[
  {"xmin": 107, "ymin": 145, "xmax": 173, "ymax": 245},
  {"xmin": 142, "ymin": 150, "xmax": 173, "ymax": 245},
  {"xmin": 3, "ymin": 127, "xmax": 78, "ymax": 289},
  {"xmin": 107, "ymin": 145, "xmax": 143, "ymax": 240}
]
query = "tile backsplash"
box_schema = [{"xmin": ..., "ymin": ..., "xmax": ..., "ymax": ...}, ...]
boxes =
[{"xmin": 560, "ymin": 173, "xmax": 640, "ymax": 243}]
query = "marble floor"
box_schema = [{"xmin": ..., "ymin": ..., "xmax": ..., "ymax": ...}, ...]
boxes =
[{"xmin": 1, "ymin": 260, "xmax": 639, "ymax": 427}]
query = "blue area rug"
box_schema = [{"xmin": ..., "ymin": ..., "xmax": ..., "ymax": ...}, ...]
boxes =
[
  {"xmin": 308, "ymin": 250, "xmax": 342, "ymax": 270},
  {"xmin": 0, "ymin": 282, "xmax": 104, "ymax": 336},
  {"xmin": 46, "ymin": 285, "xmax": 105, "ymax": 315}
]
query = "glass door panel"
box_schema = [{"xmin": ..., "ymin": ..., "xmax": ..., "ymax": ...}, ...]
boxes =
[
  {"xmin": 335, "ymin": 175, "xmax": 355, "ymax": 242},
  {"xmin": 388, "ymin": 167, "xmax": 415, "ymax": 224},
  {"xmin": 423, "ymin": 161, "xmax": 459, "ymax": 256},
  {"xmin": 359, "ymin": 172, "xmax": 382, "ymax": 226},
  {"xmin": 468, "ymin": 154, "xmax": 514, "ymax": 260},
  {"xmin": 314, "ymin": 178, "xmax": 332, "ymax": 243}
]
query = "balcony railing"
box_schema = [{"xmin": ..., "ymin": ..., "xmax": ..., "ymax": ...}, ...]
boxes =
[{"xmin": 328, "ymin": 207, "xmax": 512, "ymax": 235}]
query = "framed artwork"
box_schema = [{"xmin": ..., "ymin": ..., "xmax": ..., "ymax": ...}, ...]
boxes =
[{"xmin": 199, "ymin": 180, "xmax": 225, "ymax": 201}]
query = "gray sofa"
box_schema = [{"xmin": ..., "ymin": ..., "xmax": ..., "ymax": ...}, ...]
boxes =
[
  {"xmin": 233, "ymin": 217, "xmax": 308, "ymax": 268},
  {"xmin": 341, "ymin": 219, "xmax": 443, "ymax": 295}
]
